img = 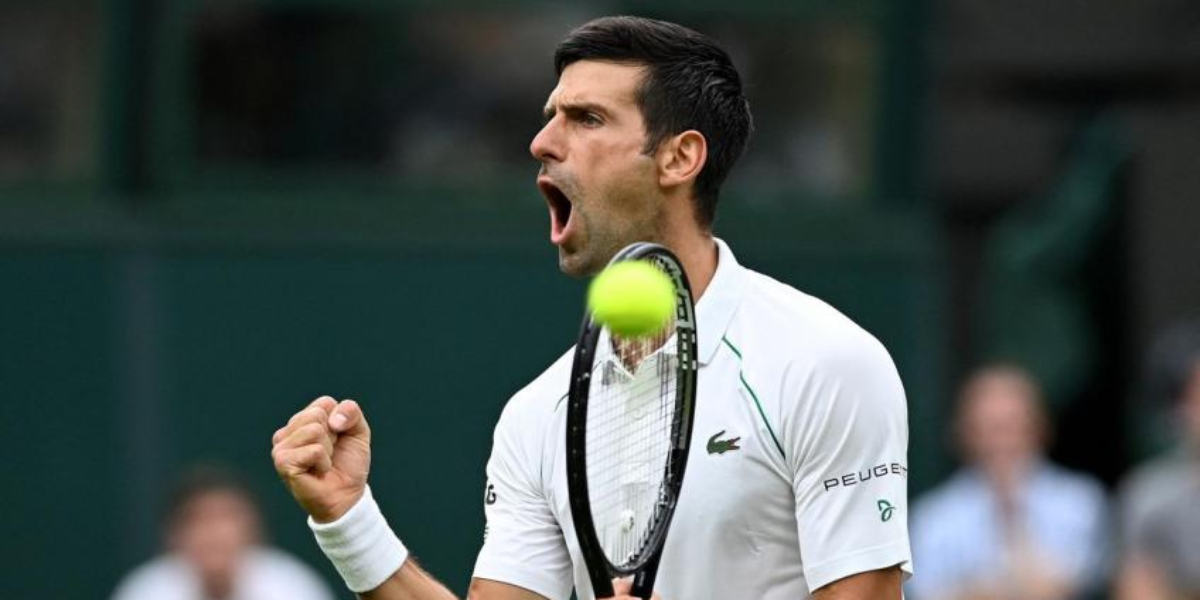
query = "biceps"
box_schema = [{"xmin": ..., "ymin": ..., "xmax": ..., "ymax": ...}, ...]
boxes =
[
  {"xmin": 812, "ymin": 566, "xmax": 903, "ymax": 600},
  {"xmin": 467, "ymin": 578, "xmax": 551, "ymax": 600}
]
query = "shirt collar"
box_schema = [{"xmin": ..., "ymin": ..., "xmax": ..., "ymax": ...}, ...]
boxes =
[
  {"xmin": 593, "ymin": 238, "xmax": 743, "ymax": 369},
  {"xmin": 695, "ymin": 238, "xmax": 745, "ymax": 365}
]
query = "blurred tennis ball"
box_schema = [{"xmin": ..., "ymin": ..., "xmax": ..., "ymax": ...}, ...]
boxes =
[{"xmin": 587, "ymin": 260, "xmax": 675, "ymax": 337}]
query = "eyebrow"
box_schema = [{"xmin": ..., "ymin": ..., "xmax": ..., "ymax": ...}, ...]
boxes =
[{"xmin": 542, "ymin": 101, "xmax": 611, "ymax": 123}]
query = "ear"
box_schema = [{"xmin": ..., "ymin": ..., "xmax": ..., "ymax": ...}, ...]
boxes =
[{"xmin": 656, "ymin": 130, "xmax": 707, "ymax": 190}]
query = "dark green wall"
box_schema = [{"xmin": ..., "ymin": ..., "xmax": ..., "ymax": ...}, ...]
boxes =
[
  {"xmin": 0, "ymin": 2, "xmax": 932, "ymax": 595},
  {"xmin": 0, "ymin": 203, "xmax": 945, "ymax": 599}
]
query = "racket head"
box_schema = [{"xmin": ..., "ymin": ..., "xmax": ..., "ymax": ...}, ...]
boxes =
[{"xmin": 566, "ymin": 242, "xmax": 698, "ymax": 598}]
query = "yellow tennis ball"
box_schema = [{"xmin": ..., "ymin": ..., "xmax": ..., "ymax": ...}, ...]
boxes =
[{"xmin": 587, "ymin": 260, "xmax": 675, "ymax": 337}]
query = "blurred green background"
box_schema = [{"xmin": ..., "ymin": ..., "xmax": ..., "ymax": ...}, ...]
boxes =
[{"xmin": 2, "ymin": 1, "xmax": 1198, "ymax": 598}]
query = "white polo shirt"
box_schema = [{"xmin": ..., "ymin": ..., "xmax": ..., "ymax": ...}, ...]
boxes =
[{"xmin": 473, "ymin": 238, "xmax": 912, "ymax": 599}]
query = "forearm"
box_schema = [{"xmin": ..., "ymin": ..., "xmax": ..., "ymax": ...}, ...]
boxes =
[{"xmin": 359, "ymin": 559, "xmax": 460, "ymax": 600}]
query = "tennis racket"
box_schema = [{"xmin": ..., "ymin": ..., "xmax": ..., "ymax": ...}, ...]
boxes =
[{"xmin": 566, "ymin": 242, "xmax": 698, "ymax": 600}]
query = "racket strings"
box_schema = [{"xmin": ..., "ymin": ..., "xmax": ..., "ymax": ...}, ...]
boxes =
[{"xmin": 586, "ymin": 327, "xmax": 683, "ymax": 569}]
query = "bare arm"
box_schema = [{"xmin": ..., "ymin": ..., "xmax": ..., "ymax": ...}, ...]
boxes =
[
  {"xmin": 271, "ymin": 397, "xmax": 550, "ymax": 600},
  {"xmin": 813, "ymin": 567, "xmax": 903, "ymax": 600},
  {"xmin": 361, "ymin": 565, "xmax": 657, "ymax": 600},
  {"xmin": 355, "ymin": 561, "xmax": 544, "ymax": 600}
]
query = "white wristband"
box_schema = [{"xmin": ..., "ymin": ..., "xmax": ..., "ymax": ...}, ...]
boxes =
[{"xmin": 308, "ymin": 485, "xmax": 409, "ymax": 593}]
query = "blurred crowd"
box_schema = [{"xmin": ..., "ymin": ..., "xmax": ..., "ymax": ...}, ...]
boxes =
[
  {"xmin": 908, "ymin": 320, "xmax": 1200, "ymax": 600},
  {"xmin": 109, "ymin": 466, "xmax": 334, "ymax": 600}
]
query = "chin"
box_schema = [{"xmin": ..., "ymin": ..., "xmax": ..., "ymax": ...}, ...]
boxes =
[
  {"xmin": 558, "ymin": 250, "xmax": 602, "ymax": 278},
  {"xmin": 557, "ymin": 257, "xmax": 589, "ymax": 278}
]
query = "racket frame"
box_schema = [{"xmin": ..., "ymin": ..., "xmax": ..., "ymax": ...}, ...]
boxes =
[{"xmin": 566, "ymin": 242, "xmax": 698, "ymax": 599}]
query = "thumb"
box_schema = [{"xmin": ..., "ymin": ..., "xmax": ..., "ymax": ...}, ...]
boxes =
[{"xmin": 329, "ymin": 399, "xmax": 369, "ymax": 440}]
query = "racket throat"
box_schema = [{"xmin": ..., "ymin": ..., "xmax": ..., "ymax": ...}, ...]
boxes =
[{"xmin": 629, "ymin": 552, "xmax": 663, "ymax": 599}]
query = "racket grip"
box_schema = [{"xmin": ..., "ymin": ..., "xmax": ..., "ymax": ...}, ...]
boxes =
[
  {"xmin": 629, "ymin": 554, "xmax": 662, "ymax": 599},
  {"xmin": 592, "ymin": 577, "xmax": 615, "ymax": 599}
]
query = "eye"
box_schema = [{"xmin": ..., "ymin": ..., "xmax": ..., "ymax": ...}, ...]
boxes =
[{"xmin": 581, "ymin": 112, "xmax": 603, "ymax": 127}]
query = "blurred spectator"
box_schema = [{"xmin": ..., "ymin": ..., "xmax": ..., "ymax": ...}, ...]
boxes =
[
  {"xmin": 110, "ymin": 465, "xmax": 334, "ymax": 600},
  {"xmin": 909, "ymin": 365, "xmax": 1108, "ymax": 600},
  {"xmin": 1116, "ymin": 320, "xmax": 1200, "ymax": 600}
]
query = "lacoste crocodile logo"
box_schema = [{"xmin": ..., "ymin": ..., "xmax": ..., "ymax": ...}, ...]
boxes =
[{"xmin": 707, "ymin": 430, "xmax": 741, "ymax": 455}]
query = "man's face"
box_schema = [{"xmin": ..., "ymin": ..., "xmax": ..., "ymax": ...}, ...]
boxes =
[
  {"xmin": 168, "ymin": 489, "xmax": 260, "ymax": 594},
  {"xmin": 530, "ymin": 60, "xmax": 663, "ymax": 276},
  {"xmin": 959, "ymin": 375, "xmax": 1045, "ymax": 471}
]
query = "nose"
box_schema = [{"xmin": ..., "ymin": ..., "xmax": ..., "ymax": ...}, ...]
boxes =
[{"xmin": 530, "ymin": 117, "xmax": 563, "ymax": 164}]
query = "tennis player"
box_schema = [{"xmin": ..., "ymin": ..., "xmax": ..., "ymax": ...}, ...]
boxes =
[{"xmin": 272, "ymin": 16, "xmax": 912, "ymax": 600}]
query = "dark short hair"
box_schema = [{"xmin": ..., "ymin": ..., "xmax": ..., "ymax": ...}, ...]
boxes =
[
  {"xmin": 163, "ymin": 464, "xmax": 258, "ymax": 525},
  {"xmin": 554, "ymin": 16, "xmax": 753, "ymax": 228}
]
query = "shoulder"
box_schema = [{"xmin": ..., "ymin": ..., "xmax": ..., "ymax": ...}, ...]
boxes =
[
  {"xmin": 733, "ymin": 268, "xmax": 897, "ymax": 378},
  {"xmin": 1120, "ymin": 451, "xmax": 1192, "ymax": 503},
  {"xmin": 110, "ymin": 555, "xmax": 192, "ymax": 600},
  {"xmin": 496, "ymin": 347, "xmax": 574, "ymax": 432},
  {"xmin": 245, "ymin": 547, "xmax": 326, "ymax": 579},
  {"xmin": 725, "ymin": 267, "xmax": 906, "ymax": 464},
  {"xmin": 729, "ymin": 268, "xmax": 902, "ymax": 411},
  {"xmin": 485, "ymin": 347, "xmax": 574, "ymax": 481},
  {"xmin": 1118, "ymin": 450, "xmax": 1195, "ymax": 526},
  {"xmin": 242, "ymin": 548, "xmax": 333, "ymax": 600}
]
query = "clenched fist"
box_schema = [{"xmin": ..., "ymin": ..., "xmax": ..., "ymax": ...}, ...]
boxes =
[{"xmin": 271, "ymin": 396, "xmax": 371, "ymax": 523}]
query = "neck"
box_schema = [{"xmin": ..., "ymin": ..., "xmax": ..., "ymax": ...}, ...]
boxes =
[{"xmin": 657, "ymin": 224, "xmax": 718, "ymax": 302}]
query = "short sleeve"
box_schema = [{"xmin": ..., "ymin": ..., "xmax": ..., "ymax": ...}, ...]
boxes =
[
  {"xmin": 472, "ymin": 401, "xmax": 573, "ymax": 600},
  {"xmin": 786, "ymin": 336, "xmax": 913, "ymax": 593}
]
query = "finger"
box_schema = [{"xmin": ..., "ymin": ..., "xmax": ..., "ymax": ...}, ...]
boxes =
[
  {"xmin": 287, "ymin": 403, "xmax": 334, "ymax": 430},
  {"xmin": 272, "ymin": 444, "xmax": 332, "ymax": 477},
  {"xmin": 309, "ymin": 395, "xmax": 337, "ymax": 411},
  {"xmin": 330, "ymin": 399, "xmax": 369, "ymax": 439},
  {"xmin": 280, "ymin": 422, "xmax": 336, "ymax": 456},
  {"xmin": 612, "ymin": 578, "xmax": 632, "ymax": 595}
]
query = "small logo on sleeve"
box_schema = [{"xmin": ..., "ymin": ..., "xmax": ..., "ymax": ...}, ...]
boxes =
[
  {"xmin": 484, "ymin": 483, "xmax": 497, "ymax": 505},
  {"xmin": 877, "ymin": 499, "xmax": 896, "ymax": 522},
  {"xmin": 706, "ymin": 430, "xmax": 742, "ymax": 455}
]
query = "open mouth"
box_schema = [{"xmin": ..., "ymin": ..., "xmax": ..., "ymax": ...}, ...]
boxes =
[{"xmin": 538, "ymin": 178, "xmax": 574, "ymax": 244}]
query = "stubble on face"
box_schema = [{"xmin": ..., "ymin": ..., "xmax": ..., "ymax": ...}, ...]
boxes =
[
  {"xmin": 556, "ymin": 167, "xmax": 662, "ymax": 277},
  {"xmin": 534, "ymin": 61, "xmax": 665, "ymax": 278}
]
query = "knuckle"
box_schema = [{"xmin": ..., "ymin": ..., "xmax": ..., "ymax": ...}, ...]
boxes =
[
  {"xmin": 272, "ymin": 452, "xmax": 291, "ymax": 475},
  {"xmin": 299, "ymin": 421, "xmax": 328, "ymax": 439},
  {"xmin": 304, "ymin": 444, "xmax": 328, "ymax": 462},
  {"xmin": 306, "ymin": 406, "xmax": 331, "ymax": 422}
]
